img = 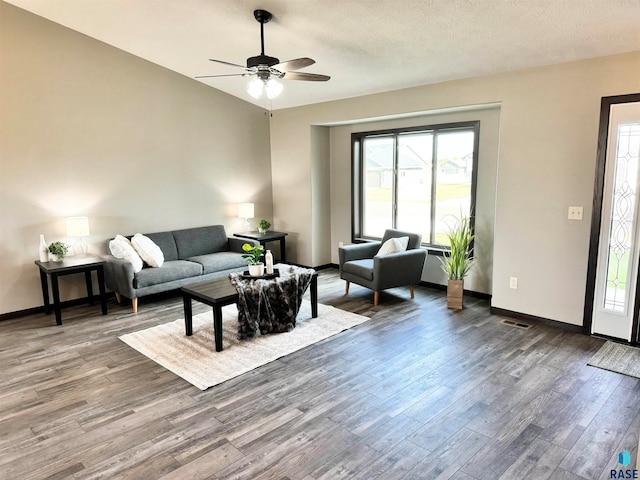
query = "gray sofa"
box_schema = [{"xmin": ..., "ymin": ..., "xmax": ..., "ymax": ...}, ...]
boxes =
[{"xmin": 104, "ymin": 225, "xmax": 258, "ymax": 313}]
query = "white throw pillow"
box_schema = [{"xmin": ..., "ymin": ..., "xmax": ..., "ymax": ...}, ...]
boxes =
[
  {"xmin": 395, "ymin": 236, "xmax": 409, "ymax": 251},
  {"xmin": 376, "ymin": 236, "xmax": 410, "ymax": 256},
  {"xmin": 109, "ymin": 235, "xmax": 143, "ymax": 273},
  {"xmin": 131, "ymin": 233, "xmax": 164, "ymax": 268}
]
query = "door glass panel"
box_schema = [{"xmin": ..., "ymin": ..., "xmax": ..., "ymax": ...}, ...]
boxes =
[
  {"xmin": 397, "ymin": 133, "xmax": 432, "ymax": 242},
  {"xmin": 363, "ymin": 137, "xmax": 394, "ymax": 238},
  {"xmin": 603, "ymin": 123, "xmax": 640, "ymax": 312}
]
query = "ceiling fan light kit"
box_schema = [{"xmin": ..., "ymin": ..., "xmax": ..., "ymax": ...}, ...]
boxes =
[
  {"xmin": 247, "ymin": 77, "xmax": 283, "ymax": 99},
  {"xmin": 195, "ymin": 9, "xmax": 330, "ymax": 101}
]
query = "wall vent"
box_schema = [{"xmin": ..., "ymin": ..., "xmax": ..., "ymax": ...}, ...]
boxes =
[{"xmin": 500, "ymin": 319, "xmax": 531, "ymax": 329}]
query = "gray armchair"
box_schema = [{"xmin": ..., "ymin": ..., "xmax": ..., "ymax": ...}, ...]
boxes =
[{"xmin": 338, "ymin": 229, "xmax": 427, "ymax": 305}]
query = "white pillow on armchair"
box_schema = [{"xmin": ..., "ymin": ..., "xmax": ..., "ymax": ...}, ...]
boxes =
[{"xmin": 376, "ymin": 236, "xmax": 409, "ymax": 256}]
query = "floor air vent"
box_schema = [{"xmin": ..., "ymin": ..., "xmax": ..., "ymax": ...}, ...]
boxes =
[{"xmin": 500, "ymin": 319, "xmax": 532, "ymax": 329}]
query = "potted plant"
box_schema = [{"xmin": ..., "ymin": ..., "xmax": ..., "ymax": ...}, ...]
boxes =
[
  {"xmin": 257, "ymin": 219, "xmax": 271, "ymax": 234},
  {"xmin": 48, "ymin": 241, "xmax": 69, "ymax": 262},
  {"xmin": 439, "ymin": 215, "xmax": 474, "ymax": 309},
  {"xmin": 241, "ymin": 243, "xmax": 265, "ymax": 276}
]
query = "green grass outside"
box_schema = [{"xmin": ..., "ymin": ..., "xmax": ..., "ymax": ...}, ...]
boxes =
[
  {"xmin": 607, "ymin": 250, "xmax": 629, "ymax": 290},
  {"xmin": 366, "ymin": 184, "xmax": 471, "ymax": 203}
]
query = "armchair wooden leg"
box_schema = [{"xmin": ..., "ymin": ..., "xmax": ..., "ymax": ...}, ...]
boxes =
[
  {"xmin": 374, "ymin": 291, "xmax": 379, "ymax": 306},
  {"xmin": 345, "ymin": 281, "xmax": 350, "ymax": 295},
  {"xmin": 114, "ymin": 292, "xmax": 121, "ymax": 304},
  {"xmin": 132, "ymin": 297, "xmax": 138, "ymax": 314},
  {"xmin": 410, "ymin": 285, "xmax": 415, "ymax": 299}
]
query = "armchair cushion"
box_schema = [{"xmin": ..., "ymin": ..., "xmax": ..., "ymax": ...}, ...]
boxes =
[{"xmin": 342, "ymin": 259, "xmax": 374, "ymax": 281}]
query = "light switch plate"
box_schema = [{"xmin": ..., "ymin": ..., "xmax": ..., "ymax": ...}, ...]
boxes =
[{"xmin": 568, "ymin": 206, "xmax": 583, "ymax": 220}]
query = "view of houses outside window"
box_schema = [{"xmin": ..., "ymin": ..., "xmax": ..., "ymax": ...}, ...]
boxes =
[{"xmin": 359, "ymin": 125, "xmax": 476, "ymax": 247}]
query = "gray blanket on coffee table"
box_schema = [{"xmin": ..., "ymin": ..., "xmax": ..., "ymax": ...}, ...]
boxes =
[{"xmin": 229, "ymin": 264, "xmax": 315, "ymax": 340}]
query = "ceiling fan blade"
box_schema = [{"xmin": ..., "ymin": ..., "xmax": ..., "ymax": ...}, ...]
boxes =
[
  {"xmin": 282, "ymin": 71, "xmax": 330, "ymax": 82},
  {"xmin": 195, "ymin": 73, "xmax": 253, "ymax": 79},
  {"xmin": 208, "ymin": 58, "xmax": 249, "ymax": 69},
  {"xmin": 273, "ymin": 57, "xmax": 315, "ymax": 72}
]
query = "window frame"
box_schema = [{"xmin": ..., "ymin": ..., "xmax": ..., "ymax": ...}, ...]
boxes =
[{"xmin": 351, "ymin": 120, "xmax": 480, "ymax": 251}]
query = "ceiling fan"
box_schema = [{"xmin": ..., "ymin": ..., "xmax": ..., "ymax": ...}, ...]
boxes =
[{"xmin": 195, "ymin": 9, "xmax": 330, "ymax": 99}]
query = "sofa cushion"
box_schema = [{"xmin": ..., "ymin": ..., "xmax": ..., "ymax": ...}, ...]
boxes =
[
  {"xmin": 133, "ymin": 260, "xmax": 203, "ymax": 289},
  {"xmin": 131, "ymin": 233, "xmax": 164, "ymax": 267},
  {"xmin": 172, "ymin": 226, "xmax": 230, "ymax": 259},
  {"xmin": 187, "ymin": 252, "xmax": 247, "ymax": 274},
  {"xmin": 342, "ymin": 259, "xmax": 374, "ymax": 280},
  {"xmin": 144, "ymin": 231, "xmax": 179, "ymax": 261}
]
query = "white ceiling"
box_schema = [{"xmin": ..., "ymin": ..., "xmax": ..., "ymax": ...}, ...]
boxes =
[{"xmin": 6, "ymin": 0, "xmax": 640, "ymax": 110}]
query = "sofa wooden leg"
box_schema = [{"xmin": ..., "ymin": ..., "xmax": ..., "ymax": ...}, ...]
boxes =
[
  {"xmin": 374, "ymin": 291, "xmax": 379, "ymax": 306},
  {"xmin": 132, "ymin": 297, "xmax": 138, "ymax": 314},
  {"xmin": 410, "ymin": 285, "xmax": 415, "ymax": 299},
  {"xmin": 114, "ymin": 292, "xmax": 121, "ymax": 304},
  {"xmin": 345, "ymin": 281, "xmax": 350, "ymax": 295}
]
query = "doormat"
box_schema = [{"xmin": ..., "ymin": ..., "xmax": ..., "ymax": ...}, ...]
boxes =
[{"xmin": 587, "ymin": 341, "xmax": 640, "ymax": 379}]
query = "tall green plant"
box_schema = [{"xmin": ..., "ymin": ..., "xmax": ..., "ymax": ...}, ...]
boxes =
[{"xmin": 439, "ymin": 216, "xmax": 474, "ymax": 280}]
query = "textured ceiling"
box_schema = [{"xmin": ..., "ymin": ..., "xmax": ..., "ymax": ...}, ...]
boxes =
[{"xmin": 5, "ymin": 0, "xmax": 640, "ymax": 109}]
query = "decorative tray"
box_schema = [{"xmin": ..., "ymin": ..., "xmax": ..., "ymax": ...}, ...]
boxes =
[{"xmin": 241, "ymin": 268, "xmax": 280, "ymax": 280}]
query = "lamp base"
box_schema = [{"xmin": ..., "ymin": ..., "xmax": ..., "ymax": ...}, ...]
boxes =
[{"xmin": 73, "ymin": 238, "xmax": 88, "ymax": 257}]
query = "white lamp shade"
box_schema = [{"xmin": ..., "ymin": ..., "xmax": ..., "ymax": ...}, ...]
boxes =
[
  {"xmin": 238, "ymin": 203, "xmax": 255, "ymax": 219},
  {"xmin": 66, "ymin": 216, "xmax": 90, "ymax": 237}
]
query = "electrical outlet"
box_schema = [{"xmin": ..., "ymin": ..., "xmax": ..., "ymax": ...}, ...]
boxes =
[
  {"xmin": 510, "ymin": 277, "xmax": 518, "ymax": 289},
  {"xmin": 568, "ymin": 206, "xmax": 583, "ymax": 220},
  {"xmin": 339, "ymin": 241, "xmax": 344, "ymax": 248}
]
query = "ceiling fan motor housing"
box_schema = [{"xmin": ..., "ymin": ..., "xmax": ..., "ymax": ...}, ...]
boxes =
[{"xmin": 247, "ymin": 55, "xmax": 280, "ymax": 68}]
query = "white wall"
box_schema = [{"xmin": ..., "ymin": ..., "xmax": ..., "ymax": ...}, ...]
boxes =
[
  {"xmin": 270, "ymin": 51, "xmax": 640, "ymax": 326},
  {"xmin": 0, "ymin": 3, "xmax": 273, "ymax": 314}
]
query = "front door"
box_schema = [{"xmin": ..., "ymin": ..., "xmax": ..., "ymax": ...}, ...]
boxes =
[{"xmin": 591, "ymin": 100, "xmax": 640, "ymax": 341}]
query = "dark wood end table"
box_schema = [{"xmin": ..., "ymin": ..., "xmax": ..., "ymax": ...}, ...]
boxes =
[
  {"xmin": 35, "ymin": 255, "xmax": 108, "ymax": 325},
  {"xmin": 234, "ymin": 231, "xmax": 288, "ymax": 262},
  {"xmin": 181, "ymin": 272, "xmax": 318, "ymax": 352}
]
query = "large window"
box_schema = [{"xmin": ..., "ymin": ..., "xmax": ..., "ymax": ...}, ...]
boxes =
[{"xmin": 352, "ymin": 121, "xmax": 479, "ymax": 248}]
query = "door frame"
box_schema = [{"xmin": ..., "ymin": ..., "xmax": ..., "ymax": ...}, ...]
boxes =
[{"xmin": 583, "ymin": 93, "xmax": 640, "ymax": 344}]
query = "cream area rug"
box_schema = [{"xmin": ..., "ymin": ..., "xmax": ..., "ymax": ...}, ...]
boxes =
[
  {"xmin": 588, "ymin": 341, "xmax": 640, "ymax": 379},
  {"xmin": 119, "ymin": 300, "xmax": 369, "ymax": 390}
]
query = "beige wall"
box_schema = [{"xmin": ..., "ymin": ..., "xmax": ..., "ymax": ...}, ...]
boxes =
[
  {"xmin": 270, "ymin": 51, "xmax": 640, "ymax": 325},
  {"xmin": 0, "ymin": 3, "xmax": 272, "ymax": 314}
]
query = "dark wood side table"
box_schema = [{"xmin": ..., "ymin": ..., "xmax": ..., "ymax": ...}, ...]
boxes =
[
  {"xmin": 182, "ymin": 272, "xmax": 318, "ymax": 352},
  {"xmin": 234, "ymin": 231, "xmax": 288, "ymax": 262},
  {"xmin": 35, "ymin": 255, "xmax": 108, "ymax": 325}
]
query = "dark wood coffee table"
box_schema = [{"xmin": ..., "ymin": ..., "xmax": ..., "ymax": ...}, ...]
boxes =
[{"xmin": 181, "ymin": 272, "xmax": 318, "ymax": 352}]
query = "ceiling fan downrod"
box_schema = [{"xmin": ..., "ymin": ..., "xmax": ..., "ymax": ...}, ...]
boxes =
[{"xmin": 247, "ymin": 9, "xmax": 279, "ymax": 69}]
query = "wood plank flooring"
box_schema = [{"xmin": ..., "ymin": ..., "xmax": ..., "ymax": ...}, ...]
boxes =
[{"xmin": 0, "ymin": 268, "xmax": 638, "ymax": 479}]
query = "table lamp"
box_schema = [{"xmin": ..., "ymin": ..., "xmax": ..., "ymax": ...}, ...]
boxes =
[
  {"xmin": 66, "ymin": 216, "xmax": 90, "ymax": 257},
  {"xmin": 238, "ymin": 203, "xmax": 254, "ymax": 230}
]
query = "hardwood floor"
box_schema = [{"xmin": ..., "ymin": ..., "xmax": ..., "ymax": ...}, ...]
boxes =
[{"xmin": 0, "ymin": 268, "xmax": 638, "ymax": 479}]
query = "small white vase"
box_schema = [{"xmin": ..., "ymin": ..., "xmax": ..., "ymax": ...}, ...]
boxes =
[
  {"xmin": 38, "ymin": 234, "xmax": 49, "ymax": 262},
  {"xmin": 248, "ymin": 263, "xmax": 264, "ymax": 277},
  {"xmin": 49, "ymin": 252, "xmax": 62, "ymax": 262}
]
